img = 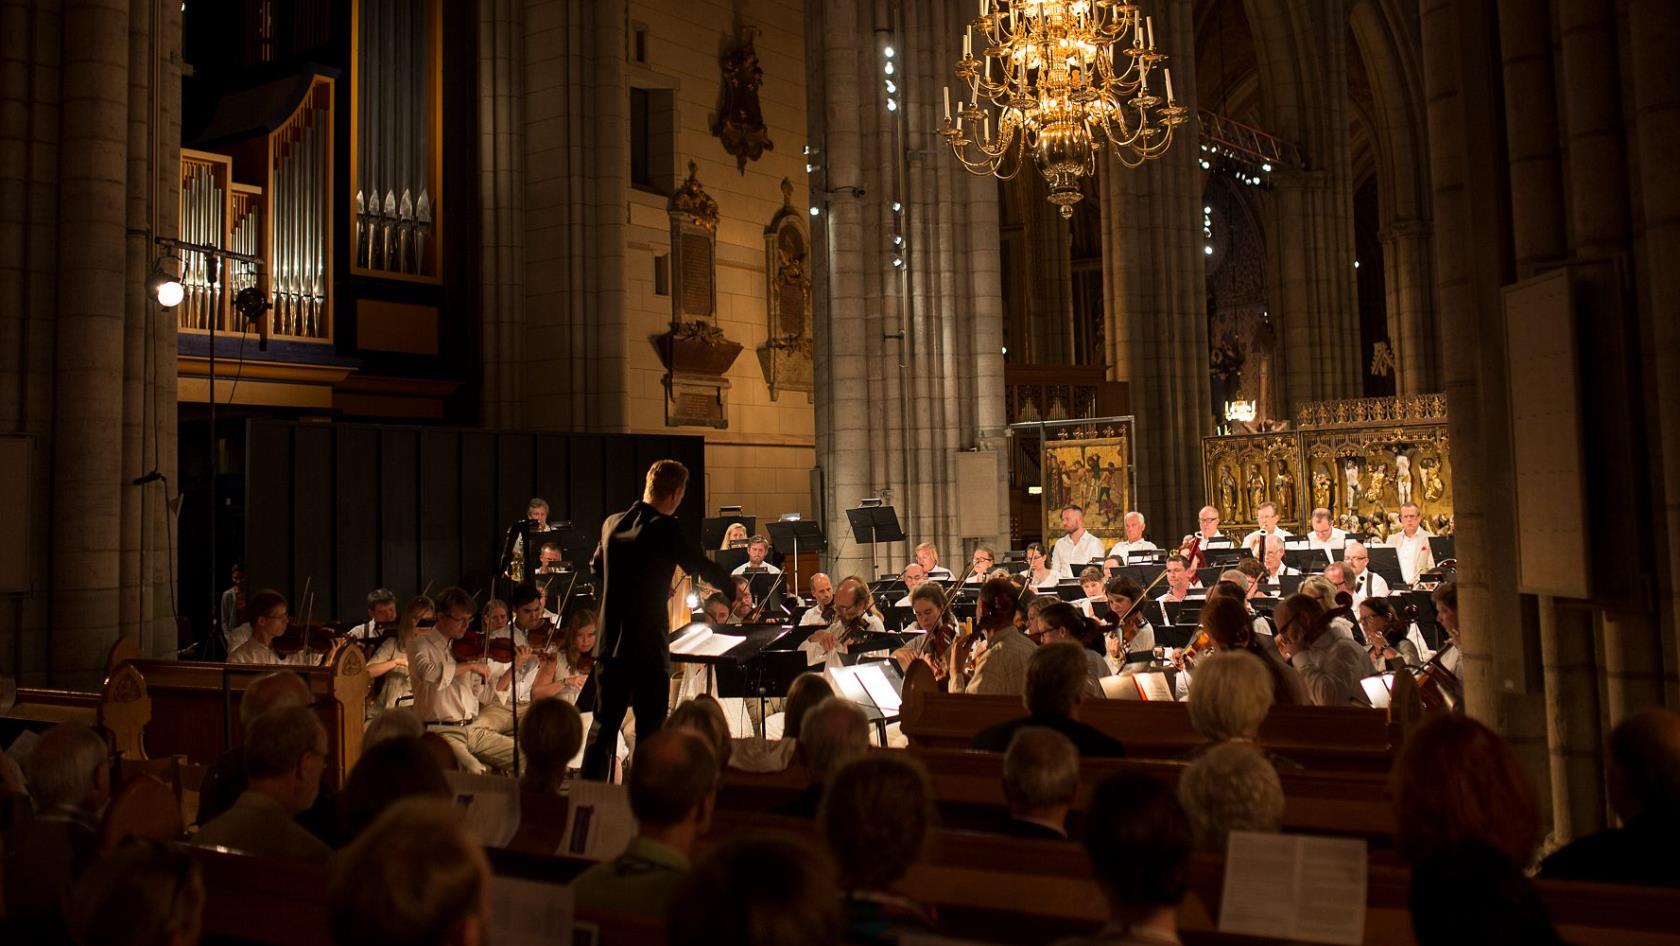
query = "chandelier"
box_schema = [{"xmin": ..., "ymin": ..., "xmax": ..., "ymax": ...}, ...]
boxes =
[{"xmin": 941, "ymin": 1, "xmax": 1188, "ymax": 218}]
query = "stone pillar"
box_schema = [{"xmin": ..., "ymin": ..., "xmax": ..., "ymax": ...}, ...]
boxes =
[
  {"xmin": 1377, "ymin": 218, "xmax": 1434, "ymax": 394},
  {"xmin": 1496, "ymin": 0, "xmax": 1566, "ymax": 272},
  {"xmin": 51, "ymin": 0, "xmax": 131, "ymax": 682},
  {"xmin": 478, "ymin": 0, "xmax": 526, "ymax": 428},
  {"xmin": 1098, "ymin": 0, "xmax": 1208, "ymax": 530}
]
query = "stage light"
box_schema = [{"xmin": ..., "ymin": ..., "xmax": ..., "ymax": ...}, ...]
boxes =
[{"xmin": 149, "ymin": 259, "xmax": 183, "ymax": 308}]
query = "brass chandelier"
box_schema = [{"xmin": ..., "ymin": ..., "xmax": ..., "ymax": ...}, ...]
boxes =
[{"xmin": 942, "ymin": 0, "xmax": 1188, "ymax": 218}]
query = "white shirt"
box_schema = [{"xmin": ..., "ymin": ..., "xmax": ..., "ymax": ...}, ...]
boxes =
[
  {"xmin": 1305, "ymin": 528, "xmax": 1349, "ymax": 553},
  {"xmin": 1193, "ymin": 530, "xmax": 1234, "ymax": 548},
  {"xmin": 407, "ymin": 631, "xmax": 485, "ymax": 723},
  {"xmin": 1052, "ymin": 531, "xmax": 1109, "ymax": 579},
  {"xmin": 1262, "ymin": 564, "xmax": 1300, "ymax": 585},
  {"xmin": 798, "ymin": 613, "xmax": 887, "ymax": 668},
  {"xmin": 226, "ymin": 638, "xmax": 312, "ymax": 666},
  {"xmin": 1349, "ymin": 569, "xmax": 1391, "ymax": 606},
  {"xmin": 1023, "ymin": 569, "xmax": 1061, "ymax": 590},
  {"xmin": 1387, "ymin": 529, "xmax": 1435, "ymax": 584},
  {"xmin": 1107, "ymin": 623, "xmax": 1157, "ymax": 676},
  {"xmin": 731, "ymin": 560, "xmax": 782, "ymax": 576},
  {"xmin": 798, "ymin": 605, "xmax": 832, "ymax": 627},
  {"xmin": 1107, "ymin": 538, "xmax": 1159, "ymax": 562},
  {"xmin": 486, "ymin": 626, "xmax": 537, "ymax": 705},
  {"xmin": 1242, "ymin": 527, "xmax": 1293, "ymax": 554},
  {"xmin": 924, "ymin": 566, "xmax": 954, "ymax": 580}
]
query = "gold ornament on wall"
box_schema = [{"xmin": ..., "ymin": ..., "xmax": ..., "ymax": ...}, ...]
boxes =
[{"xmin": 714, "ymin": 26, "xmax": 774, "ymax": 174}]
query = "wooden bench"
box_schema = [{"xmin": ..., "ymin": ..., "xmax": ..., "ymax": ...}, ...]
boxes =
[
  {"xmin": 899, "ymin": 662, "xmax": 1399, "ymax": 772},
  {"xmin": 3, "ymin": 662, "xmax": 150, "ymax": 760},
  {"xmin": 718, "ymin": 746, "xmax": 1397, "ymax": 843}
]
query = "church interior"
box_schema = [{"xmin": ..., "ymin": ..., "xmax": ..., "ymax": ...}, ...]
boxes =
[{"xmin": 2, "ymin": 0, "xmax": 1679, "ymax": 943}]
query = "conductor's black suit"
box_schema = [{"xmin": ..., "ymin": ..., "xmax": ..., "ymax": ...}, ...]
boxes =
[{"xmin": 580, "ymin": 499, "xmax": 734, "ymax": 779}]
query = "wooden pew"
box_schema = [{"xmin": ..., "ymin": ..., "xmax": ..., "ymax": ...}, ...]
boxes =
[
  {"xmin": 899, "ymin": 662, "xmax": 1398, "ymax": 772},
  {"xmin": 3, "ymin": 661, "xmax": 150, "ymax": 760},
  {"xmin": 117, "ymin": 644, "xmax": 369, "ymax": 790},
  {"xmin": 717, "ymin": 746, "xmax": 1397, "ymax": 843}
]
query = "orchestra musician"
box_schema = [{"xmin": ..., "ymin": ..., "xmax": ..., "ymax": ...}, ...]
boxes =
[
  {"xmin": 1155, "ymin": 555, "xmax": 1196, "ymax": 603},
  {"xmin": 891, "ymin": 583, "xmax": 957, "ymax": 683},
  {"xmin": 481, "ymin": 599, "xmax": 510, "ymax": 635},
  {"xmin": 219, "ymin": 562, "xmax": 248, "ymax": 646},
  {"xmin": 1022, "ymin": 543, "xmax": 1059, "ymax": 590},
  {"xmin": 510, "ymin": 497, "xmax": 556, "ymax": 565},
  {"xmin": 470, "ymin": 586, "xmax": 549, "ymax": 736},
  {"xmin": 728, "ymin": 576, "xmax": 756, "ymax": 624},
  {"xmin": 1101, "ymin": 575, "xmax": 1154, "ymax": 676},
  {"xmin": 1342, "ymin": 542, "xmax": 1390, "ymax": 604},
  {"xmin": 914, "ymin": 542, "xmax": 955, "ymax": 581},
  {"xmin": 798, "ymin": 572, "xmax": 836, "ymax": 626},
  {"xmin": 802, "ymin": 576, "xmax": 886, "ymax": 667},
  {"xmin": 408, "ymin": 586, "xmax": 516, "ymax": 773},
  {"xmin": 718, "ymin": 521, "xmax": 749, "ymax": 550},
  {"xmin": 1051, "ymin": 505, "xmax": 1108, "ymax": 580},
  {"xmin": 1241, "ymin": 502, "xmax": 1293, "ymax": 556},
  {"xmin": 1273, "ymin": 592, "xmax": 1372, "ymax": 707},
  {"xmin": 1386, "ymin": 503, "xmax": 1436, "ymax": 585},
  {"xmin": 1107, "ymin": 511, "xmax": 1158, "ymax": 563},
  {"xmin": 963, "ymin": 547, "xmax": 996, "ymax": 584},
  {"xmin": 1323, "ymin": 562, "xmax": 1355, "ymax": 601},
  {"xmin": 731, "ymin": 535, "xmax": 781, "ymax": 576},
  {"xmin": 532, "ymin": 609, "xmax": 599, "ymax": 706},
  {"xmin": 1303, "ymin": 507, "xmax": 1349, "ymax": 555},
  {"xmin": 894, "ymin": 563, "xmax": 927, "ymax": 607},
  {"xmin": 1034, "ymin": 601, "xmax": 1109, "ymax": 696},
  {"xmin": 702, "ymin": 593, "xmax": 732, "ymax": 626},
  {"xmin": 368, "ymin": 595, "xmax": 432, "ymax": 713},
  {"xmin": 1358, "ymin": 597, "xmax": 1427, "ymax": 671},
  {"xmin": 1076, "ymin": 566, "xmax": 1106, "ymax": 617},
  {"xmin": 1260, "ymin": 536, "xmax": 1298, "ymax": 587},
  {"xmin": 1101, "ymin": 554, "xmax": 1125, "ymax": 578},
  {"xmin": 1179, "ymin": 506, "xmax": 1232, "ymax": 571},
  {"xmin": 581, "ymin": 460, "xmax": 736, "ymax": 781},
  {"xmin": 226, "ymin": 590, "xmax": 317, "ymax": 666},
  {"xmin": 949, "ymin": 577, "xmax": 1036, "ymax": 695}
]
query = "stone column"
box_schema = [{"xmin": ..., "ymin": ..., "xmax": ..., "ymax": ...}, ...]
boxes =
[
  {"xmin": 479, "ymin": 0, "xmax": 526, "ymax": 428},
  {"xmin": 1377, "ymin": 218, "xmax": 1434, "ymax": 393},
  {"xmin": 1098, "ymin": 0, "xmax": 1209, "ymax": 530},
  {"xmin": 51, "ymin": 0, "xmax": 131, "ymax": 682}
]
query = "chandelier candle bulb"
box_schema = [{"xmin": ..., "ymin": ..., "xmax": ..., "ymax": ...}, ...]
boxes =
[
  {"xmin": 1147, "ymin": 17, "xmax": 1155, "ymax": 49},
  {"xmin": 944, "ymin": 86, "xmax": 952, "ymax": 122},
  {"xmin": 1165, "ymin": 69, "xmax": 1174, "ymax": 103}
]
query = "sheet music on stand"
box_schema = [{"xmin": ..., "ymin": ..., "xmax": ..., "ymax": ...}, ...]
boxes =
[
  {"xmin": 668, "ymin": 624, "xmax": 748, "ymax": 659},
  {"xmin": 824, "ymin": 659, "xmax": 906, "ymax": 722}
]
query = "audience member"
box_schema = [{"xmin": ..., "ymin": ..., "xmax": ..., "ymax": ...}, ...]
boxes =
[
  {"xmin": 1184, "ymin": 651, "xmax": 1301, "ymax": 770},
  {"xmin": 573, "ymin": 729, "xmax": 717, "ymax": 918},
  {"xmin": 67, "ymin": 838, "xmax": 204, "ymax": 946},
  {"xmin": 1274, "ymin": 592, "xmax": 1371, "ymax": 706},
  {"xmin": 667, "ymin": 695, "xmax": 733, "ymax": 769},
  {"xmin": 668, "ymin": 836, "xmax": 842, "ymax": 946},
  {"xmin": 729, "ymin": 672, "xmax": 833, "ymax": 773},
  {"xmin": 1178, "ymin": 742, "xmax": 1285, "ymax": 852},
  {"xmin": 1411, "ymin": 843, "xmax": 1568, "ymax": 946},
  {"xmin": 328, "ymin": 798, "xmax": 489, "ymax": 946},
  {"xmin": 999, "ymin": 727, "xmax": 1079, "ymax": 839},
  {"xmin": 4, "ymin": 723, "xmax": 111, "ymax": 941},
  {"xmin": 1540, "ymin": 707, "xmax": 1680, "ymax": 886},
  {"xmin": 337, "ymin": 736, "xmax": 450, "ymax": 844},
  {"xmin": 820, "ymin": 755, "xmax": 937, "ymax": 942},
  {"xmin": 363, "ymin": 707, "xmax": 425, "ymax": 748},
  {"xmin": 1393, "ymin": 714, "xmax": 1540, "ymax": 868},
  {"xmin": 193, "ymin": 705, "xmax": 331, "ymax": 863},
  {"xmin": 197, "ymin": 670, "xmax": 314, "ymax": 825},
  {"xmin": 1052, "ymin": 772, "xmax": 1191, "ymax": 946},
  {"xmin": 775, "ymin": 697, "xmax": 870, "ymax": 817},
  {"xmin": 518, "ymin": 697, "xmax": 585, "ymax": 795},
  {"xmin": 972, "ymin": 641, "xmax": 1126, "ymax": 757}
]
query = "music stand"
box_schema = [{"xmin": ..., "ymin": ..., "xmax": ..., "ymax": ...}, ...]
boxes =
[
  {"xmin": 1428, "ymin": 535, "xmax": 1455, "ymax": 562},
  {"xmin": 766, "ymin": 515, "xmax": 826, "ymax": 598},
  {"xmin": 702, "ymin": 514, "xmax": 757, "ymax": 549},
  {"xmin": 845, "ymin": 503, "xmax": 906, "ymax": 581}
]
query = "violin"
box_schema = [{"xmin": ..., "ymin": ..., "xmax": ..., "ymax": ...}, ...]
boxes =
[
  {"xmin": 1178, "ymin": 625, "xmax": 1215, "ymax": 671},
  {"xmin": 272, "ymin": 620, "xmax": 341, "ymax": 656}
]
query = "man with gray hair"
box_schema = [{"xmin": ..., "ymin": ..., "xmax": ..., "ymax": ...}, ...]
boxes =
[
  {"xmin": 3, "ymin": 723, "xmax": 110, "ymax": 939},
  {"xmin": 774, "ymin": 697, "xmax": 870, "ymax": 817},
  {"xmin": 197, "ymin": 670, "xmax": 315, "ymax": 826},
  {"xmin": 194, "ymin": 705, "xmax": 331, "ymax": 862},
  {"xmin": 998, "ymin": 727, "xmax": 1080, "ymax": 839},
  {"xmin": 1107, "ymin": 511, "xmax": 1158, "ymax": 563},
  {"xmin": 972, "ymin": 641, "xmax": 1126, "ymax": 757},
  {"xmin": 1178, "ymin": 741, "xmax": 1285, "ymax": 852}
]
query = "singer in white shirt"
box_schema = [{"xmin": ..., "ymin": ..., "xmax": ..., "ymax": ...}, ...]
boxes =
[
  {"xmin": 1342, "ymin": 542, "xmax": 1391, "ymax": 605},
  {"xmin": 1107, "ymin": 511, "xmax": 1159, "ymax": 562},
  {"xmin": 1386, "ymin": 503, "xmax": 1435, "ymax": 584},
  {"xmin": 1051, "ymin": 505, "xmax": 1109, "ymax": 579}
]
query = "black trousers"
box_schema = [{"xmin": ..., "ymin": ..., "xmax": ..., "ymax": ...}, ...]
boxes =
[{"xmin": 580, "ymin": 652, "xmax": 669, "ymax": 780}]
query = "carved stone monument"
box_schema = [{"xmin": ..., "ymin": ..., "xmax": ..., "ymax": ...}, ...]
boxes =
[
  {"xmin": 757, "ymin": 178, "xmax": 813, "ymax": 402},
  {"xmin": 654, "ymin": 162, "xmax": 742, "ymax": 428}
]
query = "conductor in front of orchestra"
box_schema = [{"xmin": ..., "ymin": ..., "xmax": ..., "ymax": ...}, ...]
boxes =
[{"xmin": 581, "ymin": 459, "xmax": 736, "ymax": 780}]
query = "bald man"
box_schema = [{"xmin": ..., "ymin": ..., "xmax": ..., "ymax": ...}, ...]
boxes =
[
  {"xmin": 798, "ymin": 573, "xmax": 835, "ymax": 627},
  {"xmin": 1341, "ymin": 542, "xmax": 1390, "ymax": 605}
]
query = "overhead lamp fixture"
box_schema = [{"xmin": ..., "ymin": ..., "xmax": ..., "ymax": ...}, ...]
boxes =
[{"xmin": 148, "ymin": 258, "xmax": 184, "ymax": 308}]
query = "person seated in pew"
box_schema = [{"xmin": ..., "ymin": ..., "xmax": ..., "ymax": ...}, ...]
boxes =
[
  {"xmin": 997, "ymin": 727, "xmax": 1080, "ymax": 840},
  {"xmin": 1185, "ymin": 651, "xmax": 1304, "ymax": 770},
  {"xmin": 1051, "ymin": 772, "xmax": 1192, "ymax": 946},
  {"xmin": 226, "ymin": 589, "xmax": 317, "ymax": 666},
  {"xmin": 572, "ymin": 728, "xmax": 718, "ymax": 919},
  {"xmin": 3, "ymin": 723, "xmax": 110, "ymax": 943},
  {"xmin": 198, "ymin": 670, "xmax": 336, "ymax": 837},
  {"xmin": 730, "ymin": 672, "xmax": 835, "ymax": 773},
  {"xmin": 1393, "ymin": 714, "xmax": 1541, "ymax": 869},
  {"xmin": 731, "ymin": 534, "xmax": 782, "ymax": 576},
  {"xmin": 1539, "ymin": 708, "xmax": 1680, "ymax": 886},
  {"xmin": 366, "ymin": 595, "xmax": 432, "ymax": 714},
  {"xmin": 363, "ymin": 707, "xmax": 425, "ymax": 749},
  {"xmin": 950, "ymin": 576, "xmax": 1037, "ymax": 696},
  {"xmin": 1274, "ymin": 592, "xmax": 1371, "ymax": 707},
  {"xmin": 669, "ymin": 836, "xmax": 842, "ymax": 946},
  {"xmin": 1034, "ymin": 602, "xmax": 1109, "ymax": 697},
  {"xmin": 407, "ymin": 587, "xmax": 516, "ymax": 775},
  {"xmin": 914, "ymin": 541, "xmax": 956, "ymax": 581},
  {"xmin": 799, "ymin": 572, "xmax": 837, "ymax": 626},
  {"xmin": 193, "ymin": 706, "xmax": 331, "ymax": 863},
  {"xmin": 348, "ymin": 587, "xmax": 399, "ymax": 640},
  {"xmin": 774, "ymin": 698, "xmax": 870, "ymax": 818},
  {"xmin": 67, "ymin": 837, "xmax": 205, "ymax": 946},
  {"xmin": 328, "ymin": 799, "xmax": 490, "ymax": 946},
  {"xmin": 668, "ymin": 696, "xmax": 734, "ymax": 770},
  {"xmin": 1412, "ymin": 842, "xmax": 1569, "ymax": 946},
  {"xmin": 972, "ymin": 641, "xmax": 1126, "ymax": 757},
  {"xmin": 820, "ymin": 755, "xmax": 938, "ymax": 943},
  {"xmin": 518, "ymin": 697, "xmax": 585, "ymax": 795},
  {"xmin": 336, "ymin": 736, "xmax": 449, "ymax": 845},
  {"xmin": 1177, "ymin": 741, "xmax": 1284, "ymax": 852}
]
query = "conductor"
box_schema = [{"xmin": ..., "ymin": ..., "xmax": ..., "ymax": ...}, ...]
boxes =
[{"xmin": 581, "ymin": 459, "xmax": 736, "ymax": 780}]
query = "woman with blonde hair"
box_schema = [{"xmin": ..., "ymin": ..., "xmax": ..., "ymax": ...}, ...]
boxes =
[{"xmin": 367, "ymin": 595, "xmax": 433, "ymax": 713}]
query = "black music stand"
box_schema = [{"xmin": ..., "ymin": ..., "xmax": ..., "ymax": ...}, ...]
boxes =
[
  {"xmin": 845, "ymin": 503, "xmax": 906, "ymax": 581},
  {"xmin": 702, "ymin": 514, "xmax": 757, "ymax": 549},
  {"xmin": 766, "ymin": 515, "xmax": 826, "ymax": 598},
  {"xmin": 1428, "ymin": 535, "xmax": 1455, "ymax": 562}
]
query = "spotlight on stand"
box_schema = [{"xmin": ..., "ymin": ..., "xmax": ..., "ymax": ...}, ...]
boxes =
[
  {"xmin": 148, "ymin": 258, "xmax": 183, "ymax": 308},
  {"xmin": 233, "ymin": 286, "xmax": 271, "ymax": 350}
]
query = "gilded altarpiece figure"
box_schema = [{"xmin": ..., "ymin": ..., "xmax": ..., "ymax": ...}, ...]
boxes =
[
  {"xmin": 757, "ymin": 179, "xmax": 812, "ymax": 402},
  {"xmin": 1200, "ymin": 395, "xmax": 1455, "ymax": 537},
  {"xmin": 655, "ymin": 162, "xmax": 742, "ymax": 428},
  {"xmin": 1039, "ymin": 421, "xmax": 1136, "ymax": 550}
]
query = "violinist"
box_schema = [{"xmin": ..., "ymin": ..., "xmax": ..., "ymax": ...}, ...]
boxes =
[
  {"xmin": 482, "ymin": 599, "xmax": 511, "ymax": 635},
  {"xmin": 471, "ymin": 586, "xmax": 549, "ymax": 736},
  {"xmin": 1154, "ymin": 555, "xmax": 1196, "ymax": 603},
  {"xmin": 407, "ymin": 587, "xmax": 515, "ymax": 774},
  {"xmin": 1273, "ymin": 592, "xmax": 1371, "ymax": 707},
  {"xmin": 963, "ymin": 547, "xmax": 996, "ymax": 584},
  {"xmin": 892, "ymin": 583, "xmax": 957, "ymax": 682},
  {"xmin": 728, "ymin": 576, "xmax": 756, "ymax": 624},
  {"xmin": 1358, "ymin": 597, "xmax": 1426, "ymax": 671},
  {"xmin": 1034, "ymin": 601, "xmax": 1108, "ymax": 697},
  {"xmin": 348, "ymin": 588, "xmax": 399, "ymax": 640},
  {"xmin": 702, "ymin": 593, "xmax": 732, "ymax": 626},
  {"xmin": 533, "ymin": 609, "xmax": 598, "ymax": 706},
  {"xmin": 1413, "ymin": 580, "xmax": 1465, "ymax": 713},
  {"xmin": 1432, "ymin": 580, "xmax": 1463, "ymax": 675},
  {"xmin": 1101, "ymin": 575, "xmax": 1155, "ymax": 676},
  {"xmin": 949, "ymin": 576, "xmax": 1034, "ymax": 696},
  {"xmin": 227, "ymin": 590, "xmax": 316, "ymax": 666},
  {"xmin": 368, "ymin": 595, "xmax": 432, "ymax": 713},
  {"xmin": 1180, "ymin": 593, "xmax": 1305, "ymax": 705},
  {"xmin": 1075, "ymin": 567, "xmax": 1106, "ymax": 618},
  {"xmin": 802, "ymin": 576, "xmax": 885, "ymax": 667},
  {"xmin": 797, "ymin": 572, "xmax": 836, "ymax": 626},
  {"xmin": 1021, "ymin": 543, "xmax": 1059, "ymax": 590}
]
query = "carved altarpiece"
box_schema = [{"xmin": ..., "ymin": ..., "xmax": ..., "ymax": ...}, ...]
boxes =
[
  {"xmin": 654, "ymin": 162, "xmax": 742, "ymax": 428},
  {"xmin": 757, "ymin": 179, "xmax": 813, "ymax": 402}
]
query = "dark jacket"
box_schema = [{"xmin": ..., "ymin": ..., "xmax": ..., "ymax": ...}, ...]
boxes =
[
  {"xmin": 591, "ymin": 500, "xmax": 735, "ymax": 666},
  {"xmin": 1538, "ymin": 815, "xmax": 1680, "ymax": 887},
  {"xmin": 971, "ymin": 714, "xmax": 1127, "ymax": 757}
]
